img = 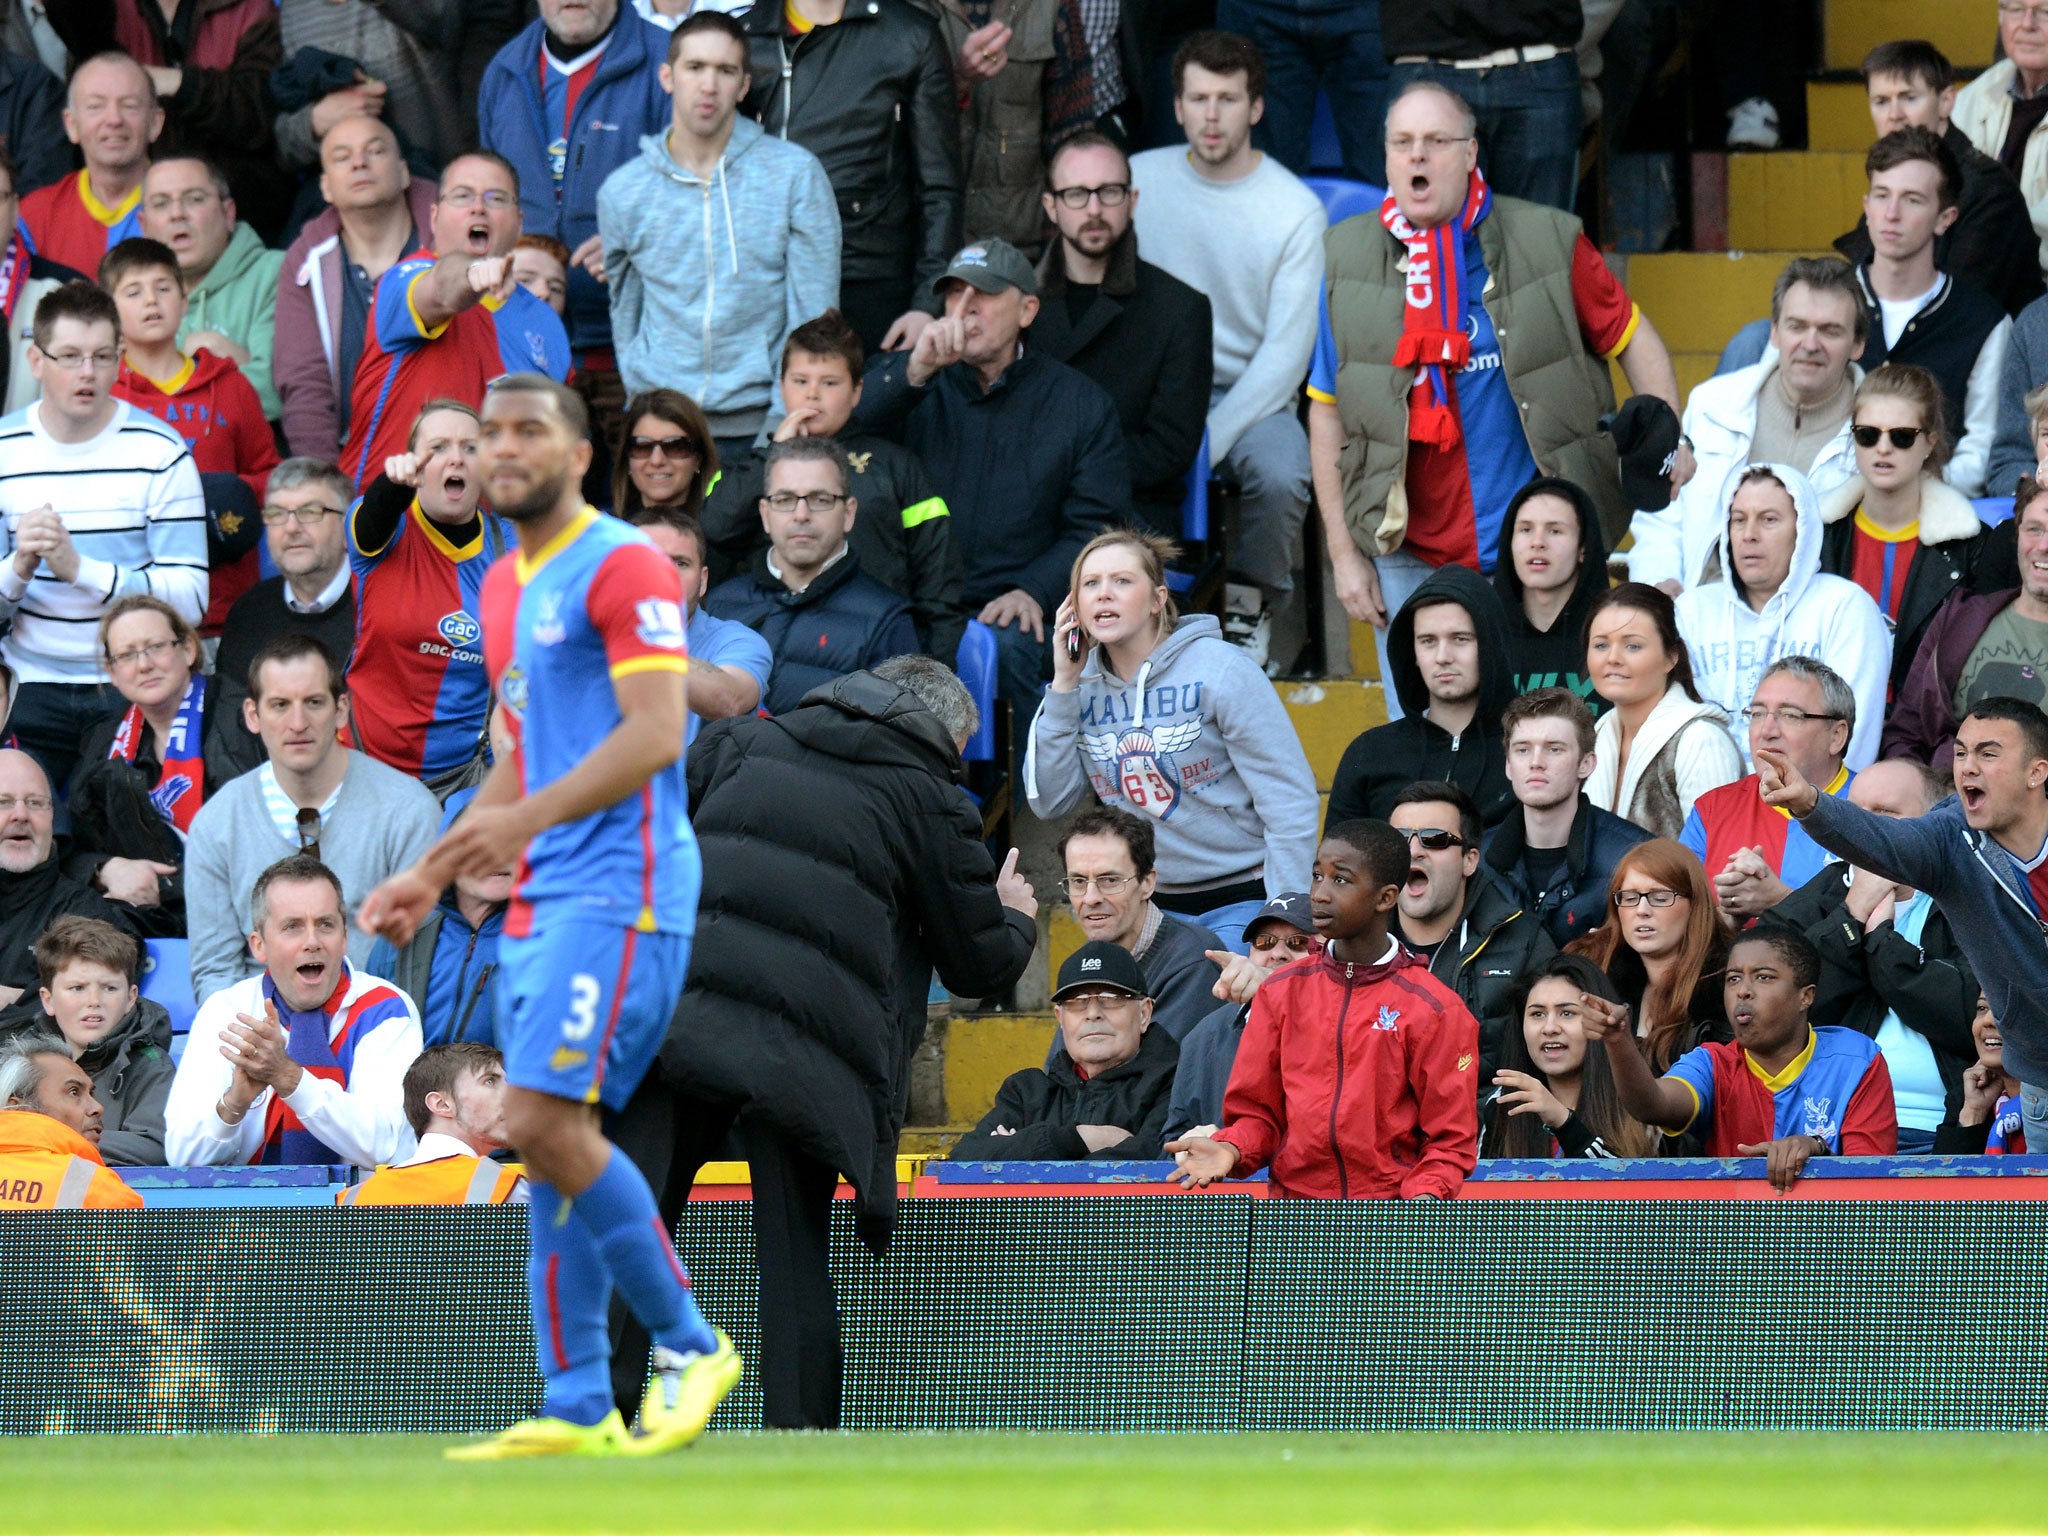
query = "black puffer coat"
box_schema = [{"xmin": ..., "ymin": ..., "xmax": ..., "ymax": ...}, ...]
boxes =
[{"xmin": 667, "ymin": 671, "xmax": 1036, "ymax": 1238}]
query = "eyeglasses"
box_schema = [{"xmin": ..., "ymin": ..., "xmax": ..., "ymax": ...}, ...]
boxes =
[
  {"xmin": 1055, "ymin": 990, "xmax": 1140, "ymax": 1010},
  {"xmin": 627, "ymin": 435, "xmax": 700, "ymax": 461},
  {"xmin": 1395, "ymin": 827, "xmax": 1464, "ymax": 851},
  {"xmin": 260, "ymin": 502, "xmax": 344, "ymax": 526},
  {"xmin": 1852, "ymin": 425, "xmax": 1925, "ymax": 450},
  {"xmin": 1385, "ymin": 134, "xmax": 1474, "ymax": 157},
  {"xmin": 0, "ymin": 794, "xmax": 52, "ymax": 815},
  {"xmin": 1737, "ymin": 705, "xmax": 1842, "ymax": 728},
  {"xmin": 1249, "ymin": 931, "xmax": 1318, "ymax": 954},
  {"xmin": 438, "ymin": 187, "xmax": 515, "ymax": 210},
  {"xmin": 295, "ymin": 807, "xmax": 321, "ymax": 861},
  {"xmin": 1058, "ymin": 873, "xmax": 1136, "ymax": 897},
  {"xmin": 1050, "ymin": 183, "xmax": 1130, "ymax": 208},
  {"xmin": 40, "ymin": 349, "xmax": 119, "ymax": 373},
  {"xmin": 108, "ymin": 638, "xmax": 181, "ymax": 670},
  {"xmin": 1614, "ymin": 888, "xmax": 1684, "ymax": 908},
  {"xmin": 764, "ymin": 491, "xmax": 848, "ymax": 514},
  {"xmin": 144, "ymin": 190, "xmax": 217, "ymax": 214},
  {"xmin": 2001, "ymin": 1, "xmax": 2048, "ymax": 26}
]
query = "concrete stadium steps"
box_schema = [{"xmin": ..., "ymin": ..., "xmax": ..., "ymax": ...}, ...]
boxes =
[
  {"xmin": 1806, "ymin": 79, "xmax": 1875, "ymax": 154},
  {"xmin": 1728, "ymin": 152, "xmax": 1866, "ymax": 249},
  {"xmin": 1822, "ymin": 0, "xmax": 1996, "ymax": 71}
]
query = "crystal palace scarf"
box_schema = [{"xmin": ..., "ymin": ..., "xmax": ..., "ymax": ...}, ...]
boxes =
[
  {"xmin": 110, "ymin": 673, "xmax": 206, "ymax": 835},
  {"xmin": 1379, "ymin": 168, "xmax": 1493, "ymax": 450}
]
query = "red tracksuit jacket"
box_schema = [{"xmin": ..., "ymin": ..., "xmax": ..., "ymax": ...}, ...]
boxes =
[{"xmin": 1215, "ymin": 944, "xmax": 1480, "ymax": 1199}]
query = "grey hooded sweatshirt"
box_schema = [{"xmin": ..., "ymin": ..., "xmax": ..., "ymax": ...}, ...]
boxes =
[{"xmin": 1024, "ymin": 614, "xmax": 1320, "ymax": 896}]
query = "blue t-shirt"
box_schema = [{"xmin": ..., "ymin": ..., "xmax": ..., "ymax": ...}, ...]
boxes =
[{"xmin": 684, "ymin": 605, "xmax": 773, "ymax": 745}]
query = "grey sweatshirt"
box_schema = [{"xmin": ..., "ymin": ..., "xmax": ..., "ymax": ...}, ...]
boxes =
[
  {"xmin": 1025, "ymin": 614, "xmax": 1320, "ymax": 896},
  {"xmin": 184, "ymin": 751, "xmax": 442, "ymax": 1004},
  {"xmin": 599, "ymin": 117, "xmax": 841, "ymax": 436}
]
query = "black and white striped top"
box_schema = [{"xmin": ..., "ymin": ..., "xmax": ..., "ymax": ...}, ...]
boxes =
[{"xmin": 0, "ymin": 401, "xmax": 208, "ymax": 682}]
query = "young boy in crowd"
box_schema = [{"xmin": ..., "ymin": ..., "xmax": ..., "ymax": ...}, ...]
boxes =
[
  {"xmin": 1941, "ymin": 992, "xmax": 2026, "ymax": 1154},
  {"xmin": 510, "ymin": 236, "xmax": 570, "ymax": 320},
  {"xmin": 1584, "ymin": 926, "xmax": 1899, "ymax": 1190},
  {"xmin": 700, "ymin": 310, "xmax": 966, "ymax": 662},
  {"xmin": 1168, "ymin": 821, "xmax": 1481, "ymax": 1198},
  {"xmin": 18, "ymin": 916, "xmax": 173, "ymax": 1167},
  {"xmin": 101, "ymin": 237, "xmax": 276, "ymax": 629}
]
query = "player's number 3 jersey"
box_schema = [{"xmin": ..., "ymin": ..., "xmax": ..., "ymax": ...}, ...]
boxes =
[{"xmin": 480, "ymin": 507, "xmax": 700, "ymax": 937}]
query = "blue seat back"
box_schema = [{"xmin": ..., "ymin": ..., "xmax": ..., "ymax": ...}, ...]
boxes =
[
  {"xmin": 257, "ymin": 536, "xmax": 278, "ymax": 580},
  {"xmin": 142, "ymin": 938, "xmax": 196, "ymax": 1037},
  {"xmin": 1976, "ymin": 495, "xmax": 2016, "ymax": 527},
  {"xmin": 955, "ymin": 620, "xmax": 999, "ymax": 763},
  {"xmin": 1166, "ymin": 429, "xmax": 1214, "ymax": 596},
  {"xmin": 1301, "ymin": 176, "xmax": 1387, "ymax": 227},
  {"xmin": 1310, "ymin": 92, "xmax": 1343, "ymax": 173}
]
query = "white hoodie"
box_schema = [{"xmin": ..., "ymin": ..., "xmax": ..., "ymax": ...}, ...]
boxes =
[
  {"xmin": 1586, "ymin": 680, "xmax": 1744, "ymax": 840},
  {"xmin": 1673, "ymin": 461, "xmax": 1893, "ymax": 769}
]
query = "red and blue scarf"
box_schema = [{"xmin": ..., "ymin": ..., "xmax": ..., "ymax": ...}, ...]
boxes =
[
  {"xmin": 110, "ymin": 673, "xmax": 206, "ymax": 835},
  {"xmin": 1379, "ymin": 168, "xmax": 1493, "ymax": 450}
]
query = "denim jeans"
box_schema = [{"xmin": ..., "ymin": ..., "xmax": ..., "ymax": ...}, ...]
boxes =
[
  {"xmin": 989, "ymin": 615, "xmax": 1051, "ymax": 775},
  {"xmin": 1386, "ymin": 53, "xmax": 1583, "ymax": 212},
  {"xmin": 1365, "ymin": 547, "xmax": 1434, "ymax": 724},
  {"xmin": 1214, "ymin": 0, "xmax": 1388, "ymax": 187},
  {"xmin": 10, "ymin": 680, "xmax": 124, "ymax": 796},
  {"xmin": 2024, "ymin": 1082, "xmax": 2048, "ymax": 1158}
]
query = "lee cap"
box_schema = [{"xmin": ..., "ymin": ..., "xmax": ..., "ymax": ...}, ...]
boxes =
[
  {"xmin": 932, "ymin": 238, "xmax": 1038, "ymax": 298},
  {"xmin": 1601, "ymin": 393, "xmax": 1682, "ymax": 512},
  {"xmin": 1051, "ymin": 940, "xmax": 1149, "ymax": 1002}
]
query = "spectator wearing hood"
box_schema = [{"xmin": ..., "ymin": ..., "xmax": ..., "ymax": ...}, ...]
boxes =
[
  {"xmin": 1493, "ymin": 476, "xmax": 1613, "ymax": 715},
  {"xmin": 1674, "ymin": 462, "xmax": 1892, "ymax": 770},
  {"xmin": 1484, "ymin": 688, "xmax": 1651, "ymax": 947},
  {"xmin": 1327, "ymin": 564, "xmax": 1517, "ymax": 830},
  {"xmin": 364, "ymin": 787, "xmax": 508, "ymax": 1048},
  {"xmin": 1027, "ymin": 529, "xmax": 1320, "ymax": 944},
  {"xmin": 597, "ymin": 11, "xmax": 840, "ymax": 451}
]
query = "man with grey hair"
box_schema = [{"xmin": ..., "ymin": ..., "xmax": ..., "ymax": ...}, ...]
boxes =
[
  {"xmin": 19, "ymin": 52, "xmax": 161, "ymax": 277},
  {"xmin": 1681, "ymin": 654, "xmax": 1861, "ymax": 919},
  {"xmin": 0, "ymin": 1031, "xmax": 144, "ymax": 1207},
  {"xmin": 703, "ymin": 437, "xmax": 919, "ymax": 714},
  {"xmin": 0, "ymin": 748, "xmax": 136, "ymax": 1008},
  {"xmin": 610, "ymin": 655, "xmax": 1036, "ymax": 1429}
]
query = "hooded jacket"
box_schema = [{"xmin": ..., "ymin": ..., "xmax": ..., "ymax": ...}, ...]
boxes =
[
  {"xmin": 365, "ymin": 888, "xmax": 505, "ymax": 1050},
  {"xmin": 0, "ymin": 1111, "xmax": 143, "ymax": 1207},
  {"xmin": 599, "ymin": 120, "xmax": 841, "ymax": 435},
  {"xmin": 1492, "ymin": 475, "xmax": 1613, "ymax": 712},
  {"xmin": 480, "ymin": 10, "xmax": 675, "ymax": 355},
  {"xmin": 1880, "ymin": 584, "xmax": 2022, "ymax": 767},
  {"xmin": 1482, "ymin": 791, "xmax": 1652, "ymax": 947},
  {"xmin": 703, "ymin": 547, "xmax": 920, "ymax": 714},
  {"xmin": 670, "ymin": 672, "xmax": 1037, "ymax": 1240},
  {"xmin": 112, "ymin": 348, "xmax": 278, "ymax": 503},
  {"xmin": 1585, "ymin": 679, "xmax": 1744, "ymax": 840},
  {"xmin": 1026, "ymin": 614, "xmax": 1321, "ymax": 896},
  {"xmin": 1627, "ymin": 351, "xmax": 1862, "ymax": 591},
  {"xmin": 176, "ymin": 221, "xmax": 286, "ymax": 419},
  {"xmin": 1213, "ymin": 945, "xmax": 1479, "ymax": 1200},
  {"xmin": 1326, "ymin": 564, "xmax": 1518, "ymax": 829},
  {"xmin": 0, "ymin": 998, "xmax": 175, "ymax": 1166},
  {"xmin": 950, "ymin": 1023, "xmax": 1179, "ymax": 1161},
  {"xmin": 1672, "ymin": 461, "xmax": 1893, "ymax": 769}
]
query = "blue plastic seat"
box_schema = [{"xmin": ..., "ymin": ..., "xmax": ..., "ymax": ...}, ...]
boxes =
[
  {"xmin": 1310, "ymin": 91, "xmax": 1343, "ymax": 173},
  {"xmin": 955, "ymin": 620, "xmax": 999, "ymax": 764},
  {"xmin": 142, "ymin": 937, "xmax": 197, "ymax": 1037},
  {"xmin": 1166, "ymin": 430, "xmax": 1213, "ymax": 596},
  {"xmin": 1301, "ymin": 175, "xmax": 1387, "ymax": 227},
  {"xmin": 1975, "ymin": 495, "xmax": 2016, "ymax": 527}
]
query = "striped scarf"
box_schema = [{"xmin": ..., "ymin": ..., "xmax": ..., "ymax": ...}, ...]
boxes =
[{"xmin": 1379, "ymin": 168, "xmax": 1493, "ymax": 451}]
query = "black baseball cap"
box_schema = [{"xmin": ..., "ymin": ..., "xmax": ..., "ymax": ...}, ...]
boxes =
[
  {"xmin": 932, "ymin": 238, "xmax": 1038, "ymax": 298},
  {"xmin": 1243, "ymin": 892, "xmax": 1314, "ymax": 941},
  {"xmin": 1051, "ymin": 941, "xmax": 1149, "ymax": 1002},
  {"xmin": 1602, "ymin": 393, "xmax": 1681, "ymax": 512}
]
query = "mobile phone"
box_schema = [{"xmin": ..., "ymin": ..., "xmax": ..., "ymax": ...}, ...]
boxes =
[{"xmin": 1065, "ymin": 626, "xmax": 1083, "ymax": 663}]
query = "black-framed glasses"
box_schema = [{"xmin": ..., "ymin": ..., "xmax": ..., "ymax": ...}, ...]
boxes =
[
  {"xmin": 295, "ymin": 807, "xmax": 321, "ymax": 862},
  {"xmin": 1738, "ymin": 706, "xmax": 1841, "ymax": 728},
  {"xmin": 1614, "ymin": 888, "xmax": 1683, "ymax": 908},
  {"xmin": 1397, "ymin": 827, "xmax": 1464, "ymax": 851},
  {"xmin": 764, "ymin": 490, "xmax": 848, "ymax": 514},
  {"xmin": 627, "ymin": 434, "xmax": 700, "ymax": 461},
  {"xmin": 1852, "ymin": 425, "xmax": 1924, "ymax": 450},
  {"xmin": 1050, "ymin": 183, "xmax": 1130, "ymax": 208}
]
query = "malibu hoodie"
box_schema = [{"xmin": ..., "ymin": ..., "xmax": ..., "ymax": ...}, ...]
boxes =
[
  {"xmin": 1672, "ymin": 461, "xmax": 1892, "ymax": 770},
  {"xmin": 599, "ymin": 118, "xmax": 840, "ymax": 437},
  {"xmin": 1025, "ymin": 614, "xmax": 1320, "ymax": 896}
]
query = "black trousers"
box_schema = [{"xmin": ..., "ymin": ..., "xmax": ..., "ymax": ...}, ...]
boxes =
[{"xmin": 607, "ymin": 1071, "xmax": 845, "ymax": 1429}]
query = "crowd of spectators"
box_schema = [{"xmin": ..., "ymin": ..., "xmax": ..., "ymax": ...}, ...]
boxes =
[{"xmin": 5, "ymin": 6, "xmax": 2048, "ymax": 1217}]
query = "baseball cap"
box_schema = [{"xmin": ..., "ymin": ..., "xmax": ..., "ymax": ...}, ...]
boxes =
[
  {"xmin": 1051, "ymin": 940, "xmax": 1149, "ymax": 1002},
  {"xmin": 1601, "ymin": 393, "xmax": 1682, "ymax": 512},
  {"xmin": 1242, "ymin": 892, "xmax": 1314, "ymax": 941},
  {"xmin": 932, "ymin": 238, "xmax": 1038, "ymax": 299}
]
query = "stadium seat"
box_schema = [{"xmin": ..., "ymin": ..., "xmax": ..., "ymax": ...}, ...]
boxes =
[
  {"xmin": 1976, "ymin": 496, "xmax": 2016, "ymax": 527},
  {"xmin": 257, "ymin": 535, "xmax": 278, "ymax": 581},
  {"xmin": 1310, "ymin": 92, "xmax": 1343, "ymax": 173},
  {"xmin": 954, "ymin": 621, "xmax": 1013, "ymax": 847},
  {"xmin": 1168, "ymin": 430, "xmax": 1230, "ymax": 613},
  {"xmin": 1302, "ymin": 176, "xmax": 1387, "ymax": 227},
  {"xmin": 142, "ymin": 938, "xmax": 197, "ymax": 1039}
]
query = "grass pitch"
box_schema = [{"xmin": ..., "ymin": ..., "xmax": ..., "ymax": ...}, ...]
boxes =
[{"xmin": 10, "ymin": 1431, "xmax": 2042, "ymax": 1533}]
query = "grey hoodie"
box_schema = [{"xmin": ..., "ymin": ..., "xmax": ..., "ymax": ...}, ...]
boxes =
[
  {"xmin": 1024, "ymin": 614, "xmax": 1320, "ymax": 895},
  {"xmin": 598, "ymin": 116, "xmax": 841, "ymax": 435}
]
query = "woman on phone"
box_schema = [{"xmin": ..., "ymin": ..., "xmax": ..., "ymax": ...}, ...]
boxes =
[
  {"xmin": 1582, "ymin": 583, "xmax": 1743, "ymax": 839},
  {"xmin": 1025, "ymin": 529, "xmax": 1319, "ymax": 948},
  {"xmin": 1482, "ymin": 952, "xmax": 1655, "ymax": 1159}
]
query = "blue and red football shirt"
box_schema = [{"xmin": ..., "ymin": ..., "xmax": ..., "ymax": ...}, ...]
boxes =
[
  {"xmin": 19, "ymin": 171, "xmax": 142, "ymax": 279},
  {"xmin": 343, "ymin": 251, "xmax": 570, "ymax": 487},
  {"xmin": 1847, "ymin": 511, "xmax": 1918, "ymax": 625},
  {"xmin": 1665, "ymin": 1026, "xmax": 1898, "ymax": 1156},
  {"xmin": 1680, "ymin": 766, "xmax": 1853, "ymax": 891},
  {"xmin": 481, "ymin": 507, "xmax": 699, "ymax": 936},
  {"xmin": 347, "ymin": 496, "xmax": 508, "ymax": 778}
]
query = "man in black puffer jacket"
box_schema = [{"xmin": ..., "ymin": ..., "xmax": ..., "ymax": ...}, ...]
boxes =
[
  {"xmin": 610, "ymin": 657, "xmax": 1037, "ymax": 1429},
  {"xmin": 742, "ymin": 0, "xmax": 963, "ymax": 354}
]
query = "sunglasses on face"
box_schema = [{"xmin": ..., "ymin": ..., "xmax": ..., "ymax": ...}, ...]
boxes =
[
  {"xmin": 1851, "ymin": 425, "xmax": 1924, "ymax": 450},
  {"xmin": 1397, "ymin": 827, "xmax": 1464, "ymax": 852},
  {"xmin": 1249, "ymin": 931, "xmax": 1318, "ymax": 953}
]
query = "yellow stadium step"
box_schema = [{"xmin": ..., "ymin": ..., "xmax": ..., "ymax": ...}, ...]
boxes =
[
  {"xmin": 1282, "ymin": 677, "xmax": 1384, "ymax": 789},
  {"xmin": 1823, "ymin": 0, "xmax": 1995, "ymax": 71},
  {"xmin": 1618, "ymin": 250, "xmax": 1824, "ymax": 355},
  {"xmin": 1728, "ymin": 152, "xmax": 1863, "ymax": 251},
  {"xmin": 937, "ymin": 1011, "xmax": 1057, "ymax": 1125},
  {"xmin": 1808, "ymin": 78, "xmax": 1874, "ymax": 153}
]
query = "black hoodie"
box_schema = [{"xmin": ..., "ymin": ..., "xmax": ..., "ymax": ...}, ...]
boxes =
[
  {"xmin": 1491, "ymin": 476, "xmax": 1611, "ymax": 716},
  {"xmin": 1326, "ymin": 565, "xmax": 1517, "ymax": 829}
]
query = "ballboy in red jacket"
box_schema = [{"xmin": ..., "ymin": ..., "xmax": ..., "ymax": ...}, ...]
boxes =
[{"xmin": 1169, "ymin": 819, "xmax": 1481, "ymax": 1199}]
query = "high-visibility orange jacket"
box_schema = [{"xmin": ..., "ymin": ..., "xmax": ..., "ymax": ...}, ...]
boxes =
[
  {"xmin": 0, "ymin": 1112, "xmax": 145, "ymax": 1208},
  {"xmin": 337, "ymin": 1154, "xmax": 526, "ymax": 1206}
]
